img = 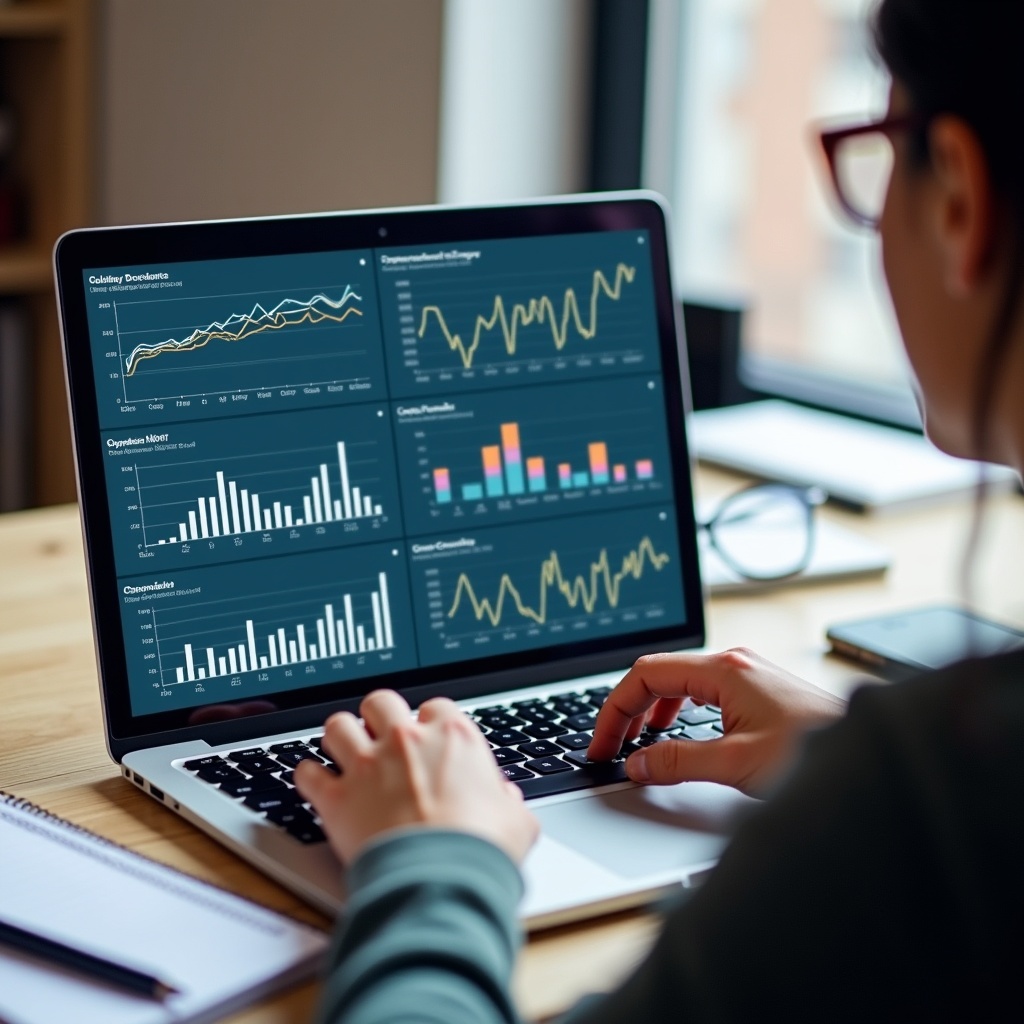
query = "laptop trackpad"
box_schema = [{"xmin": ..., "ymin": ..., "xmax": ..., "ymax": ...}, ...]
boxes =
[{"xmin": 534, "ymin": 782, "xmax": 756, "ymax": 879}]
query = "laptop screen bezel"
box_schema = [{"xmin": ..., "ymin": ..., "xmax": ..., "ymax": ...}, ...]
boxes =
[{"xmin": 54, "ymin": 192, "xmax": 705, "ymax": 761}]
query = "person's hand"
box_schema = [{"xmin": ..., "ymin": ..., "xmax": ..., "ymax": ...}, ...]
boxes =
[
  {"xmin": 294, "ymin": 689, "xmax": 540, "ymax": 866},
  {"xmin": 587, "ymin": 648, "xmax": 847, "ymax": 796}
]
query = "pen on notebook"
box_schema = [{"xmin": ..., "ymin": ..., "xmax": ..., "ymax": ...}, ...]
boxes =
[{"xmin": 0, "ymin": 918, "xmax": 179, "ymax": 1001}]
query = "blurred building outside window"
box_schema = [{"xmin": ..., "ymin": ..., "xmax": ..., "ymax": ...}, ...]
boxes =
[{"xmin": 659, "ymin": 0, "xmax": 915, "ymax": 422}]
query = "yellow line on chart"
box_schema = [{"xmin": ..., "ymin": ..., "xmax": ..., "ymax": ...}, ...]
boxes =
[
  {"xmin": 446, "ymin": 536, "xmax": 670, "ymax": 628},
  {"xmin": 125, "ymin": 296, "xmax": 363, "ymax": 376},
  {"xmin": 417, "ymin": 263, "xmax": 636, "ymax": 370}
]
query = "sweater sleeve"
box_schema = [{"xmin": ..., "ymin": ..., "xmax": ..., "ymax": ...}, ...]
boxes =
[{"xmin": 315, "ymin": 829, "xmax": 526, "ymax": 1024}]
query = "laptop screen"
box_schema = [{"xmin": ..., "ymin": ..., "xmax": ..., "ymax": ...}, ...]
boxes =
[{"xmin": 56, "ymin": 196, "xmax": 704, "ymax": 751}]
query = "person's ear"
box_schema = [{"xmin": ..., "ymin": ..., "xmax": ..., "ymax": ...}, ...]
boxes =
[{"xmin": 927, "ymin": 115, "xmax": 997, "ymax": 296}]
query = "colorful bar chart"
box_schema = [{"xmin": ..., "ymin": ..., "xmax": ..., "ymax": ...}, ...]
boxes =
[
  {"xmin": 155, "ymin": 441, "xmax": 383, "ymax": 546},
  {"xmin": 174, "ymin": 571, "xmax": 395, "ymax": 682},
  {"xmin": 430, "ymin": 421, "xmax": 655, "ymax": 504}
]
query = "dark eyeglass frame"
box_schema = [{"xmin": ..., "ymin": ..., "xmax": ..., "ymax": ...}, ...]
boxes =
[
  {"xmin": 817, "ymin": 113, "xmax": 926, "ymax": 229},
  {"xmin": 698, "ymin": 482, "xmax": 826, "ymax": 583}
]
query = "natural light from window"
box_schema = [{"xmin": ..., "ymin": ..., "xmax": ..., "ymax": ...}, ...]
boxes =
[{"xmin": 666, "ymin": 0, "xmax": 915, "ymax": 418}]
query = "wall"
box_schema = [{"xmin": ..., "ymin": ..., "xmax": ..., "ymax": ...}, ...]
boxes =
[{"xmin": 96, "ymin": 0, "xmax": 444, "ymax": 225}]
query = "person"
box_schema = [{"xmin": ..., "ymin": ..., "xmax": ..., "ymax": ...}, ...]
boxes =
[{"xmin": 295, "ymin": 1, "xmax": 1024, "ymax": 1019}]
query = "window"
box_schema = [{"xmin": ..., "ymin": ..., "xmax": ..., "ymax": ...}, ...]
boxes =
[{"xmin": 650, "ymin": 0, "xmax": 920, "ymax": 426}]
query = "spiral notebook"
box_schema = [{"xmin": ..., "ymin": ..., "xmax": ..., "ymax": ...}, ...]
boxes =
[{"xmin": 0, "ymin": 793, "xmax": 329, "ymax": 1024}]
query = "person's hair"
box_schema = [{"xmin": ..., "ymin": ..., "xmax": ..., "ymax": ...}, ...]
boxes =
[
  {"xmin": 872, "ymin": 0, "xmax": 1024, "ymax": 461},
  {"xmin": 872, "ymin": 1, "xmax": 1024, "ymax": 616}
]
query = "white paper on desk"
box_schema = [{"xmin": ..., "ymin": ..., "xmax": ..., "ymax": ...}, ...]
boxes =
[
  {"xmin": 0, "ymin": 799, "xmax": 329, "ymax": 1024},
  {"xmin": 691, "ymin": 400, "xmax": 1019, "ymax": 512}
]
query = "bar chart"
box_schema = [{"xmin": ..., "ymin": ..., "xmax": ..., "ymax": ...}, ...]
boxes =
[
  {"xmin": 175, "ymin": 571, "xmax": 396, "ymax": 683},
  {"xmin": 393, "ymin": 376, "xmax": 673, "ymax": 534},
  {"xmin": 120, "ymin": 543, "xmax": 417, "ymax": 715},
  {"xmin": 431, "ymin": 422, "xmax": 657, "ymax": 503},
  {"xmin": 157, "ymin": 441, "xmax": 381, "ymax": 546},
  {"xmin": 408, "ymin": 506, "xmax": 687, "ymax": 667},
  {"xmin": 104, "ymin": 404, "xmax": 402, "ymax": 573}
]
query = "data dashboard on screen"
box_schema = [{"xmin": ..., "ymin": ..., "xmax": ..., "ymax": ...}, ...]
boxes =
[{"xmin": 82, "ymin": 229, "xmax": 687, "ymax": 717}]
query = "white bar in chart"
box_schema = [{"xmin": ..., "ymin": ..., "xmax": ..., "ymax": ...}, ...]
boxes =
[
  {"xmin": 173, "ymin": 572, "xmax": 396, "ymax": 684},
  {"xmin": 150, "ymin": 438, "xmax": 383, "ymax": 546}
]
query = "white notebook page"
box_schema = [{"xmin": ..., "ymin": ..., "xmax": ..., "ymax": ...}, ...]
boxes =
[{"xmin": 0, "ymin": 796, "xmax": 329, "ymax": 1024}]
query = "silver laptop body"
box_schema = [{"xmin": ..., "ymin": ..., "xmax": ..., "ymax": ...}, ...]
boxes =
[{"xmin": 54, "ymin": 192, "xmax": 751, "ymax": 929}]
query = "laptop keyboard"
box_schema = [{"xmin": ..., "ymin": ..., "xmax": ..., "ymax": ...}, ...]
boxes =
[{"xmin": 178, "ymin": 688, "xmax": 723, "ymax": 844}]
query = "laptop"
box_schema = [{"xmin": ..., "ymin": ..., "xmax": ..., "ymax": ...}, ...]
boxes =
[{"xmin": 53, "ymin": 192, "xmax": 754, "ymax": 929}]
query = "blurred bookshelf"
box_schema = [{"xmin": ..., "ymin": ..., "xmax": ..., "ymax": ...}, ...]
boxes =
[{"xmin": 0, "ymin": 0, "xmax": 92, "ymax": 509}]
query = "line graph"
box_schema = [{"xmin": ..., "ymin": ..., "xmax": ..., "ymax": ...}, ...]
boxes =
[
  {"xmin": 447, "ymin": 535, "xmax": 669, "ymax": 627},
  {"xmin": 86, "ymin": 249, "xmax": 386, "ymax": 426},
  {"xmin": 417, "ymin": 263, "xmax": 635, "ymax": 370},
  {"xmin": 123, "ymin": 288, "xmax": 363, "ymax": 377},
  {"xmin": 409, "ymin": 506, "xmax": 687, "ymax": 665},
  {"xmin": 380, "ymin": 231, "xmax": 660, "ymax": 398}
]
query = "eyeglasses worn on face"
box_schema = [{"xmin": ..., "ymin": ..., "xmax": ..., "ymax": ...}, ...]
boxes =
[{"xmin": 817, "ymin": 113, "xmax": 923, "ymax": 229}]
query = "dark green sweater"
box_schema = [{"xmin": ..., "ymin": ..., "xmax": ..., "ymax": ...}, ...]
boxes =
[{"xmin": 317, "ymin": 652, "xmax": 1024, "ymax": 1023}]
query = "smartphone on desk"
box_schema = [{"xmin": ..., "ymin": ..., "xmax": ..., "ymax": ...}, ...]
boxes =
[{"xmin": 826, "ymin": 605, "xmax": 1024, "ymax": 682}]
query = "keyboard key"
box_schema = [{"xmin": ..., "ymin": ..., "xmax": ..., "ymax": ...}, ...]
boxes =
[
  {"xmin": 637, "ymin": 732, "xmax": 674, "ymax": 747},
  {"xmin": 563, "ymin": 749, "xmax": 596, "ymax": 768},
  {"xmin": 524, "ymin": 756, "xmax": 573, "ymax": 775},
  {"xmin": 563, "ymin": 749, "xmax": 627, "ymax": 769},
  {"xmin": 557, "ymin": 732, "xmax": 593, "ymax": 751},
  {"xmin": 517, "ymin": 739, "xmax": 563, "ymax": 759},
  {"xmin": 677, "ymin": 706, "xmax": 722, "ymax": 727},
  {"xmin": 564, "ymin": 712, "xmax": 598, "ymax": 731},
  {"xmin": 265, "ymin": 804, "xmax": 316, "ymax": 828},
  {"xmin": 226, "ymin": 747, "xmax": 268, "ymax": 762},
  {"xmin": 243, "ymin": 791, "xmax": 303, "ymax": 814},
  {"xmin": 500, "ymin": 764, "xmax": 536, "ymax": 782},
  {"xmin": 565, "ymin": 745, "xmax": 626, "ymax": 770},
  {"xmin": 184, "ymin": 755, "xmax": 229, "ymax": 772},
  {"xmin": 196, "ymin": 764, "xmax": 246, "ymax": 784},
  {"xmin": 220, "ymin": 775, "xmax": 286, "ymax": 798},
  {"xmin": 513, "ymin": 704, "xmax": 561, "ymax": 724},
  {"xmin": 231, "ymin": 755, "xmax": 280, "ymax": 774},
  {"xmin": 268, "ymin": 740, "xmax": 312, "ymax": 754},
  {"xmin": 549, "ymin": 697, "xmax": 590, "ymax": 717},
  {"xmin": 477, "ymin": 712, "xmax": 526, "ymax": 731},
  {"xmin": 678, "ymin": 725, "xmax": 719, "ymax": 742},
  {"xmin": 712, "ymin": 722, "xmax": 724, "ymax": 734},
  {"xmin": 486, "ymin": 728, "xmax": 530, "ymax": 747},
  {"xmin": 523, "ymin": 721, "xmax": 568, "ymax": 740},
  {"xmin": 284, "ymin": 819, "xmax": 326, "ymax": 844},
  {"xmin": 274, "ymin": 750, "xmax": 325, "ymax": 769},
  {"xmin": 584, "ymin": 686, "xmax": 613, "ymax": 702},
  {"xmin": 492, "ymin": 746, "xmax": 528, "ymax": 766},
  {"xmin": 514, "ymin": 756, "xmax": 628, "ymax": 797}
]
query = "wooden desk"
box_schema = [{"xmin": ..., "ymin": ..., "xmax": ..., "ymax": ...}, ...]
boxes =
[{"xmin": 2, "ymin": 469, "xmax": 1023, "ymax": 1022}]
